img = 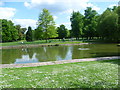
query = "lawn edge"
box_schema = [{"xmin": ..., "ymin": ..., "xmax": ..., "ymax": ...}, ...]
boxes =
[
  {"xmin": 0, "ymin": 43, "xmax": 90, "ymax": 49},
  {"xmin": 1, "ymin": 56, "xmax": 119, "ymax": 68}
]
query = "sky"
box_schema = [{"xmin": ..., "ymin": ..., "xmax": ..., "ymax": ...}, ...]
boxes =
[{"xmin": 0, "ymin": 0, "xmax": 119, "ymax": 29}]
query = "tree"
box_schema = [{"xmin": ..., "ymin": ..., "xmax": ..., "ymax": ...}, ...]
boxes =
[
  {"xmin": 26, "ymin": 26, "xmax": 33, "ymax": 41},
  {"xmin": 0, "ymin": 19, "xmax": 2, "ymax": 42},
  {"xmin": 37, "ymin": 9, "xmax": 58, "ymax": 42},
  {"xmin": 57, "ymin": 24, "xmax": 67, "ymax": 40},
  {"xmin": 1, "ymin": 19, "xmax": 18, "ymax": 42},
  {"xmin": 21, "ymin": 28, "xmax": 27, "ymax": 40},
  {"xmin": 34, "ymin": 27, "xmax": 44, "ymax": 40},
  {"xmin": 9, "ymin": 21, "xmax": 19, "ymax": 41},
  {"xmin": 83, "ymin": 7, "xmax": 98, "ymax": 39},
  {"xmin": 97, "ymin": 7, "xmax": 119, "ymax": 42},
  {"xmin": 66, "ymin": 29, "xmax": 71, "ymax": 38},
  {"xmin": 70, "ymin": 11, "xmax": 83, "ymax": 40},
  {"xmin": 15, "ymin": 25, "xmax": 26, "ymax": 40},
  {"xmin": 117, "ymin": 6, "xmax": 120, "ymax": 42}
]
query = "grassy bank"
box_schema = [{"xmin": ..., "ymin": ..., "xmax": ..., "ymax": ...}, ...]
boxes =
[
  {"xmin": 1, "ymin": 59, "xmax": 119, "ymax": 88},
  {"xmin": 1, "ymin": 38, "xmax": 119, "ymax": 47},
  {"xmin": 0, "ymin": 39, "xmax": 85, "ymax": 46}
]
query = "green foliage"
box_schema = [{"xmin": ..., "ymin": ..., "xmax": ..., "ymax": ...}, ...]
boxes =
[
  {"xmin": 117, "ymin": 6, "xmax": 120, "ymax": 41},
  {"xmin": 34, "ymin": 27, "xmax": 44, "ymax": 40},
  {"xmin": 37, "ymin": 9, "xmax": 58, "ymax": 41},
  {"xmin": 15, "ymin": 25, "xmax": 26, "ymax": 40},
  {"xmin": 1, "ymin": 6, "xmax": 120, "ymax": 43},
  {"xmin": 83, "ymin": 7, "xmax": 98, "ymax": 39},
  {"xmin": 70, "ymin": 11, "xmax": 84, "ymax": 39},
  {"xmin": 1, "ymin": 19, "xmax": 19, "ymax": 42},
  {"xmin": 97, "ymin": 7, "xmax": 119, "ymax": 42},
  {"xmin": 66, "ymin": 30, "xmax": 70, "ymax": 38},
  {"xmin": 26, "ymin": 26, "xmax": 33, "ymax": 42},
  {"xmin": 57, "ymin": 24, "xmax": 67, "ymax": 39}
]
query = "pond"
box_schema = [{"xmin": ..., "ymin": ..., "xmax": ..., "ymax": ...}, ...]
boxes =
[{"xmin": 1, "ymin": 43, "xmax": 120, "ymax": 64}]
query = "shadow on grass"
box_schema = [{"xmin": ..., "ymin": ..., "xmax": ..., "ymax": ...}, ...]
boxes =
[{"xmin": 97, "ymin": 59, "xmax": 120, "ymax": 65}]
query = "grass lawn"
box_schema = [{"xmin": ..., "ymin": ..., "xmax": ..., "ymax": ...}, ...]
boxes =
[
  {"xmin": 0, "ymin": 39, "xmax": 84, "ymax": 46},
  {"xmin": 1, "ymin": 59, "xmax": 119, "ymax": 88}
]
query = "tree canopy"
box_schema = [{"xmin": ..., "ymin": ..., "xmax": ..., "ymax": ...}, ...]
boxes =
[
  {"xmin": 70, "ymin": 11, "xmax": 84, "ymax": 40},
  {"xmin": 26, "ymin": 26, "xmax": 33, "ymax": 42},
  {"xmin": 36, "ymin": 9, "xmax": 58, "ymax": 42},
  {"xmin": 57, "ymin": 24, "xmax": 68, "ymax": 39},
  {"xmin": 83, "ymin": 7, "xmax": 98, "ymax": 39},
  {"xmin": 1, "ymin": 19, "xmax": 19, "ymax": 42},
  {"xmin": 1, "ymin": 6, "xmax": 120, "ymax": 43}
]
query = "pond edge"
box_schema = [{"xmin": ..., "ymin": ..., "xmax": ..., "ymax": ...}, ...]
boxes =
[
  {"xmin": 0, "ymin": 43, "xmax": 90, "ymax": 49},
  {"xmin": 0, "ymin": 56, "xmax": 119, "ymax": 68}
]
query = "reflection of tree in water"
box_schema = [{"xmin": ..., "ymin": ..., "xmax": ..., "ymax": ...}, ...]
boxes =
[
  {"xmin": 35, "ymin": 46, "xmax": 59, "ymax": 62},
  {"xmin": 34, "ymin": 47, "xmax": 46, "ymax": 61},
  {"xmin": 57, "ymin": 46, "xmax": 69, "ymax": 60},
  {"xmin": 71, "ymin": 44, "xmax": 120, "ymax": 59},
  {"xmin": 87, "ymin": 44, "xmax": 120, "ymax": 58},
  {"xmin": 71, "ymin": 45, "xmax": 90, "ymax": 59},
  {"xmin": 25, "ymin": 48, "xmax": 34, "ymax": 59},
  {"xmin": 2, "ymin": 44, "xmax": 119, "ymax": 64},
  {"xmin": 2, "ymin": 49, "xmax": 24, "ymax": 64},
  {"xmin": 34, "ymin": 46, "xmax": 69, "ymax": 62}
]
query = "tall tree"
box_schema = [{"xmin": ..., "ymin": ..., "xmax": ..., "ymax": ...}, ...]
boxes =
[
  {"xmin": 57, "ymin": 24, "xmax": 67, "ymax": 40},
  {"xmin": 97, "ymin": 8, "xmax": 111, "ymax": 39},
  {"xmin": 117, "ymin": 6, "xmax": 120, "ymax": 42},
  {"xmin": 1, "ymin": 19, "xmax": 18, "ymax": 42},
  {"xmin": 21, "ymin": 27, "xmax": 27, "ymax": 40},
  {"xmin": 26, "ymin": 26, "xmax": 33, "ymax": 41},
  {"xmin": 37, "ymin": 9, "xmax": 58, "ymax": 42},
  {"xmin": 97, "ymin": 7, "xmax": 119, "ymax": 42},
  {"xmin": 70, "ymin": 11, "xmax": 83, "ymax": 40},
  {"xmin": 0, "ymin": 19, "xmax": 2, "ymax": 42},
  {"xmin": 83, "ymin": 7, "xmax": 98, "ymax": 39},
  {"xmin": 15, "ymin": 25, "xmax": 26, "ymax": 40},
  {"xmin": 34, "ymin": 27, "xmax": 44, "ymax": 40}
]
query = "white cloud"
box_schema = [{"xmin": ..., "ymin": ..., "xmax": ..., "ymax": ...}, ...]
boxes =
[
  {"xmin": 24, "ymin": 0, "xmax": 100, "ymax": 14},
  {"xmin": 24, "ymin": 2, "xmax": 30, "ymax": 8},
  {"xmin": 0, "ymin": 7, "xmax": 16, "ymax": 19},
  {"xmin": 108, "ymin": 4, "xmax": 117, "ymax": 8},
  {"xmin": 53, "ymin": 16, "xmax": 58, "ymax": 20},
  {"xmin": 61, "ymin": 9, "xmax": 73, "ymax": 15},
  {"xmin": 13, "ymin": 19, "xmax": 37, "ymax": 29},
  {"xmin": 85, "ymin": 3, "xmax": 100, "ymax": 11},
  {"xmin": 61, "ymin": 22, "xmax": 71, "ymax": 25},
  {"xmin": 0, "ymin": 1, "xmax": 4, "ymax": 6},
  {"xmin": 62, "ymin": 22, "xmax": 71, "ymax": 29},
  {"xmin": 0, "ymin": 6, "xmax": 36, "ymax": 29},
  {"xmin": 67, "ymin": 16, "xmax": 70, "ymax": 20},
  {"xmin": 56, "ymin": 22, "xmax": 71, "ymax": 29},
  {"xmin": 24, "ymin": 0, "xmax": 56, "ymax": 8}
]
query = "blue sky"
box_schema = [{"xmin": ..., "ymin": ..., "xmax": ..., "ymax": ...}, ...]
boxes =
[{"xmin": 0, "ymin": 0, "xmax": 119, "ymax": 29}]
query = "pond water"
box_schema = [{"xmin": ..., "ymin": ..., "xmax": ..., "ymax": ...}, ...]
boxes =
[{"xmin": 1, "ymin": 44, "xmax": 120, "ymax": 64}]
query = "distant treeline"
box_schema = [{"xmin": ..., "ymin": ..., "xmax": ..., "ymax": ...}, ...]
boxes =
[{"xmin": 1, "ymin": 6, "xmax": 120, "ymax": 42}]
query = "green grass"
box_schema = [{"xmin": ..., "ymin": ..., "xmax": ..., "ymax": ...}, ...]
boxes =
[
  {"xmin": 1, "ymin": 59, "xmax": 119, "ymax": 88},
  {"xmin": 1, "ymin": 38, "xmax": 118, "ymax": 47},
  {"xmin": 0, "ymin": 39, "xmax": 84, "ymax": 46}
]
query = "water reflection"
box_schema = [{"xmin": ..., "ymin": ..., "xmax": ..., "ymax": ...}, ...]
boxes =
[
  {"xmin": 2, "ymin": 44, "xmax": 119, "ymax": 64},
  {"xmin": 78, "ymin": 48, "xmax": 90, "ymax": 50},
  {"xmin": 15, "ymin": 53, "xmax": 38, "ymax": 64}
]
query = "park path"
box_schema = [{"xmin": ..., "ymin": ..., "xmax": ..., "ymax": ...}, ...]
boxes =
[{"xmin": 0, "ymin": 56, "xmax": 120, "ymax": 68}]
